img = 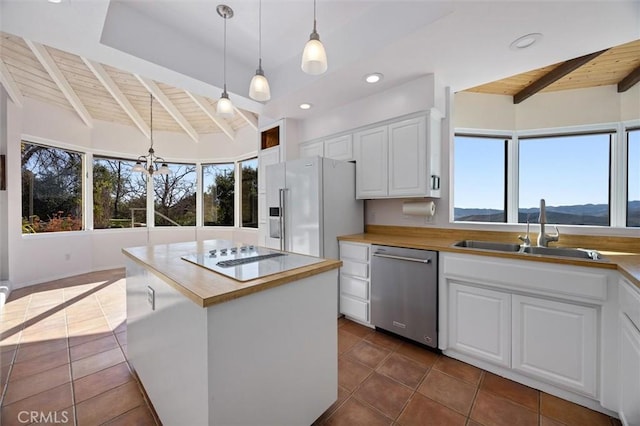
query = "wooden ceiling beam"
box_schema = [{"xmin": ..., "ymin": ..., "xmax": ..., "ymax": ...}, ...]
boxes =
[
  {"xmin": 135, "ymin": 75, "xmax": 199, "ymax": 143},
  {"xmin": 233, "ymin": 106, "xmax": 258, "ymax": 131},
  {"xmin": 25, "ymin": 40, "xmax": 93, "ymax": 127},
  {"xmin": 0, "ymin": 58, "xmax": 24, "ymax": 107},
  {"xmin": 617, "ymin": 64, "xmax": 640, "ymax": 93},
  {"xmin": 185, "ymin": 91, "xmax": 235, "ymax": 141},
  {"xmin": 82, "ymin": 58, "xmax": 151, "ymax": 139},
  {"xmin": 513, "ymin": 49, "xmax": 608, "ymax": 104}
]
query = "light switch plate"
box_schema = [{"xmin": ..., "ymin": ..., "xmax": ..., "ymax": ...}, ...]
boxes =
[{"xmin": 147, "ymin": 286, "xmax": 155, "ymax": 310}]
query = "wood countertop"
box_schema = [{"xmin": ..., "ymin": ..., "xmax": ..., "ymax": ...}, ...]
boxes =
[
  {"xmin": 122, "ymin": 240, "xmax": 341, "ymax": 308},
  {"xmin": 338, "ymin": 226, "xmax": 640, "ymax": 289}
]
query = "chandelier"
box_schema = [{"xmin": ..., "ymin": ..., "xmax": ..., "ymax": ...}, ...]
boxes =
[{"xmin": 133, "ymin": 94, "xmax": 170, "ymax": 175}]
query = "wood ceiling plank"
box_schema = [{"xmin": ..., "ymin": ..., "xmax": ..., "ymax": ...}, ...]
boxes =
[
  {"xmin": 25, "ymin": 40, "xmax": 93, "ymax": 127},
  {"xmin": 513, "ymin": 49, "xmax": 608, "ymax": 104},
  {"xmin": 233, "ymin": 106, "xmax": 258, "ymax": 131},
  {"xmin": 0, "ymin": 58, "xmax": 24, "ymax": 107},
  {"xmin": 618, "ymin": 64, "xmax": 640, "ymax": 92},
  {"xmin": 186, "ymin": 91, "xmax": 235, "ymax": 141},
  {"xmin": 135, "ymin": 75, "xmax": 199, "ymax": 143},
  {"xmin": 83, "ymin": 58, "xmax": 151, "ymax": 139}
]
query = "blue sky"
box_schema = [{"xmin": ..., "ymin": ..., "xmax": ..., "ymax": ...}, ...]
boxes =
[{"xmin": 454, "ymin": 132, "xmax": 637, "ymax": 210}]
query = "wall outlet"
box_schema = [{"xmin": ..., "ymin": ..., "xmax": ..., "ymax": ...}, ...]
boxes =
[{"xmin": 147, "ymin": 286, "xmax": 155, "ymax": 310}]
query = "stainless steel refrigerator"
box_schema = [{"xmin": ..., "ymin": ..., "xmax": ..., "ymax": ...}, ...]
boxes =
[{"xmin": 266, "ymin": 156, "xmax": 363, "ymax": 259}]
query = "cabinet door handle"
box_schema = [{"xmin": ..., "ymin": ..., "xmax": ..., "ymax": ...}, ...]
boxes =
[
  {"xmin": 373, "ymin": 252, "xmax": 431, "ymax": 264},
  {"xmin": 431, "ymin": 175, "xmax": 440, "ymax": 190}
]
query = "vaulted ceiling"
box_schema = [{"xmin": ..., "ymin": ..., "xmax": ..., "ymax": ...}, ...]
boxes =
[
  {"xmin": 0, "ymin": 32, "xmax": 258, "ymax": 142},
  {"xmin": 464, "ymin": 38, "xmax": 640, "ymax": 103},
  {"xmin": 1, "ymin": 1, "xmax": 639, "ymax": 124}
]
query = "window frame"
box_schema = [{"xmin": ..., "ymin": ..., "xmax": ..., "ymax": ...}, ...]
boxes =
[
  {"xmin": 201, "ymin": 161, "xmax": 236, "ymax": 228},
  {"xmin": 18, "ymin": 136, "xmax": 261, "ymax": 235},
  {"xmin": 517, "ymin": 131, "xmax": 613, "ymax": 227},
  {"xmin": 453, "ymin": 133, "xmax": 510, "ymax": 223},
  {"xmin": 239, "ymin": 156, "xmax": 259, "ymax": 229},
  {"xmin": 453, "ymin": 122, "xmax": 634, "ymax": 229},
  {"xmin": 21, "ymin": 139, "xmax": 86, "ymax": 234},
  {"xmin": 626, "ymin": 127, "xmax": 640, "ymax": 227},
  {"xmin": 92, "ymin": 154, "xmax": 146, "ymax": 230}
]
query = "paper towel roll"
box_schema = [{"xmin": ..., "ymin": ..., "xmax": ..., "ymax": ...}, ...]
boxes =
[{"xmin": 402, "ymin": 201, "xmax": 436, "ymax": 217}]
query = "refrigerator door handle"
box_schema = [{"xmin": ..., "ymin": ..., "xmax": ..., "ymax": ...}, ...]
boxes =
[{"xmin": 279, "ymin": 188, "xmax": 286, "ymax": 251}]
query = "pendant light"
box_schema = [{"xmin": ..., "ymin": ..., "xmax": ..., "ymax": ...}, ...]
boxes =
[
  {"xmin": 216, "ymin": 4, "xmax": 235, "ymax": 118},
  {"xmin": 249, "ymin": 0, "xmax": 271, "ymax": 101},
  {"xmin": 301, "ymin": 0, "xmax": 328, "ymax": 75},
  {"xmin": 132, "ymin": 94, "xmax": 170, "ymax": 175}
]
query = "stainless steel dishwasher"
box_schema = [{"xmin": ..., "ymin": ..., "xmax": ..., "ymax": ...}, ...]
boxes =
[{"xmin": 371, "ymin": 245, "xmax": 438, "ymax": 348}]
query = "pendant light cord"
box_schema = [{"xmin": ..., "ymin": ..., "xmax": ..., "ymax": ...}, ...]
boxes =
[
  {"xmin": 223, "ymin": 12, "xmax": 227, "ymax": 92},
  {"xmin": 313, "ymin": 0, "xmax": 317, "ymax": 33},
  {"xmin": 149, "ymin": 95, "xmax": 154, "ymax": 150},
  {"xmin": 258, "ymin": 0, "xmax": 262, "ymax": 65}
]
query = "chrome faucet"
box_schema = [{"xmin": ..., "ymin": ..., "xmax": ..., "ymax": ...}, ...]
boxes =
[
  {"xmin": 537, "ymin": 198, "xmax": 559, "ymax": 247},
  {"xmin": 518, "ymin": 217, "xmax": 531, "ymax": 249}
]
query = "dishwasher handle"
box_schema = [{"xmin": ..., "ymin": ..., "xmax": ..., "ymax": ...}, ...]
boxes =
[{"xmin": 373, "ymin": 252, "xmax": 431, "ymax": 264}]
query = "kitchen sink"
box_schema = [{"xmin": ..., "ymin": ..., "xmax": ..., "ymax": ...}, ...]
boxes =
[
  {"xmin": 452, "ymin": 240, "xmax": 606, "ymax": 261},
  {"xmin": 521, "ymin": 246, "xmax": 604, "ymax": 260},
  {"xmin": 453, "ymin": 240, "xmax": 522, "ymax": 252}
]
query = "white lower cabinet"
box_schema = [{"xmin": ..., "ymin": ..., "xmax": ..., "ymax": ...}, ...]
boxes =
[
  {"xmin": 339, "ymin": 241, "xmax": 371, "ymax": 324},
  {"xmin": 448, "ymin": 283, "xmax": 598, "ymax": 394},
  {"xmin": 442, "ymin": 253, "xmax": 615, "ymax": 411},
  {"xmin": 619, "ymin": 314, "xmax": 640, "ymax": 426},
  {"xmin": 448, "ymin": 283, "xmax": 511, "ymax": 367},
  {"xmin": 618, "ymin": 278, "xmax": 640, "ymax": 426},
  {"xmin": 512, "ymin": 295, "xmax": 598, "ymax": 397}
]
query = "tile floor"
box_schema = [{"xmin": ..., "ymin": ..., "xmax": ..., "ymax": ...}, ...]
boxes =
[{"xmin": 0, "ymin": 269, "xmax": 623, "ymax": 426}]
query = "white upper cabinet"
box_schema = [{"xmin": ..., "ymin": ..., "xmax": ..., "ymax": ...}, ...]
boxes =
[
  {"xmin": 299, "ymin": 134, "xmax": 353, "ymax": 161},
  {"xmin": 299, "ymin": 141, "xmax": 324, "ymax": 159},
  {"xmin": 354, "ymin": 110, "xmax": 441, "ymax": 199},
  {"xmin": 354, "ymin": 126, "xmax": 389, "ymax": 198},
  {"xmin": 324, "ymin": 134, "xmax": 353, "ymax": 161},
  {"xmin": 388, "ymin": 116, "xmax": 427, "ymax": 197}
]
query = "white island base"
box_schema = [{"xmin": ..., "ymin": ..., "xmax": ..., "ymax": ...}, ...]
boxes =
[{"xmin": 125, "ymin": 259, "xmax": 338, "ymax": 426}]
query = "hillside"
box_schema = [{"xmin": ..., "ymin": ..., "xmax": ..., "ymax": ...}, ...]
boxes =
[{"xmin": 455, "ymin": 201, "xmax": 640, "ymax": 226}]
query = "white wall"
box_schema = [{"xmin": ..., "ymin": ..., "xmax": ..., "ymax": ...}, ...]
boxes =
[
  {"xmin": 299, "ymin": 75, "xmax": 443, "ymax": 142},
  {"xmin": 6, "ymin": 98, "xmax": 259, "ymax": 290},
  {"xmin": 318, "ymin": 83, "xmax": 640, "ymax": 234},
  {"xmin": 294, "ymin": 75, "xmax": 453, "ymax": 231},
  {"xmin": 455, "ymin": 85, "xmax": 640, "ymax": 131}
]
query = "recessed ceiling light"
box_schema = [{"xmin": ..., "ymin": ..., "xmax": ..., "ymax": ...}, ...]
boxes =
[
  {"xmin": 299, "ymin": 103, "xmax": 312, "ymax": 110},
  {"xmin": 509, "ymin": 33, "xmax": 543, "ymax": 50},
  {"xmin": 364, "ymin": 73, "xmax": 384, "ymax": 84},
  {"xmin": 48, "ymin": 0, "xmax": 63, "ymax": 3}
]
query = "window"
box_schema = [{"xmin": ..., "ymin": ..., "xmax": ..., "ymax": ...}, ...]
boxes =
[
  {"xmin": 153, "ymin": 163, "xmax": 197, "ymax": 226},
  {"xmin": 202, "ymin": 163, "xmax": 235, "ymax": 226},
  {"xmin": 628, "ymin": 129, "xmax": 640, "ymax": 227},
  {"xmin": 21, "ymin": 142, "xmax": 83, "ymax": 233},
  {"xmin": 240, "ymin": 158, "xmax": 258, "ymax": 228},
  {"xmin": 454, "ymin": 135, "xmax": 507, "ymax": 222},
  {"xmin": 93, "ymin": 156, "xmax": 147, "ymax": 228},
  {"xmin": 519, "ymin": 133, "xmax": 611, "ymax": 226}
]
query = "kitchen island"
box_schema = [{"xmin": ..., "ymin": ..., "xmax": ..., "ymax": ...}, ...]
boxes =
[{"xmin": 122, "ymin": 240, "xmax": 342, "ymax": 426}]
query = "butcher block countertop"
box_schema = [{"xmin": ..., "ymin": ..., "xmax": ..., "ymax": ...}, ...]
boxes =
[
  {"xmin": 338, "ymin": 225, "xmax": 640, "ymax": 289},
  {"xmin": 122, "ymin": 240, "xmax": 341, "ymax": 308}
]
